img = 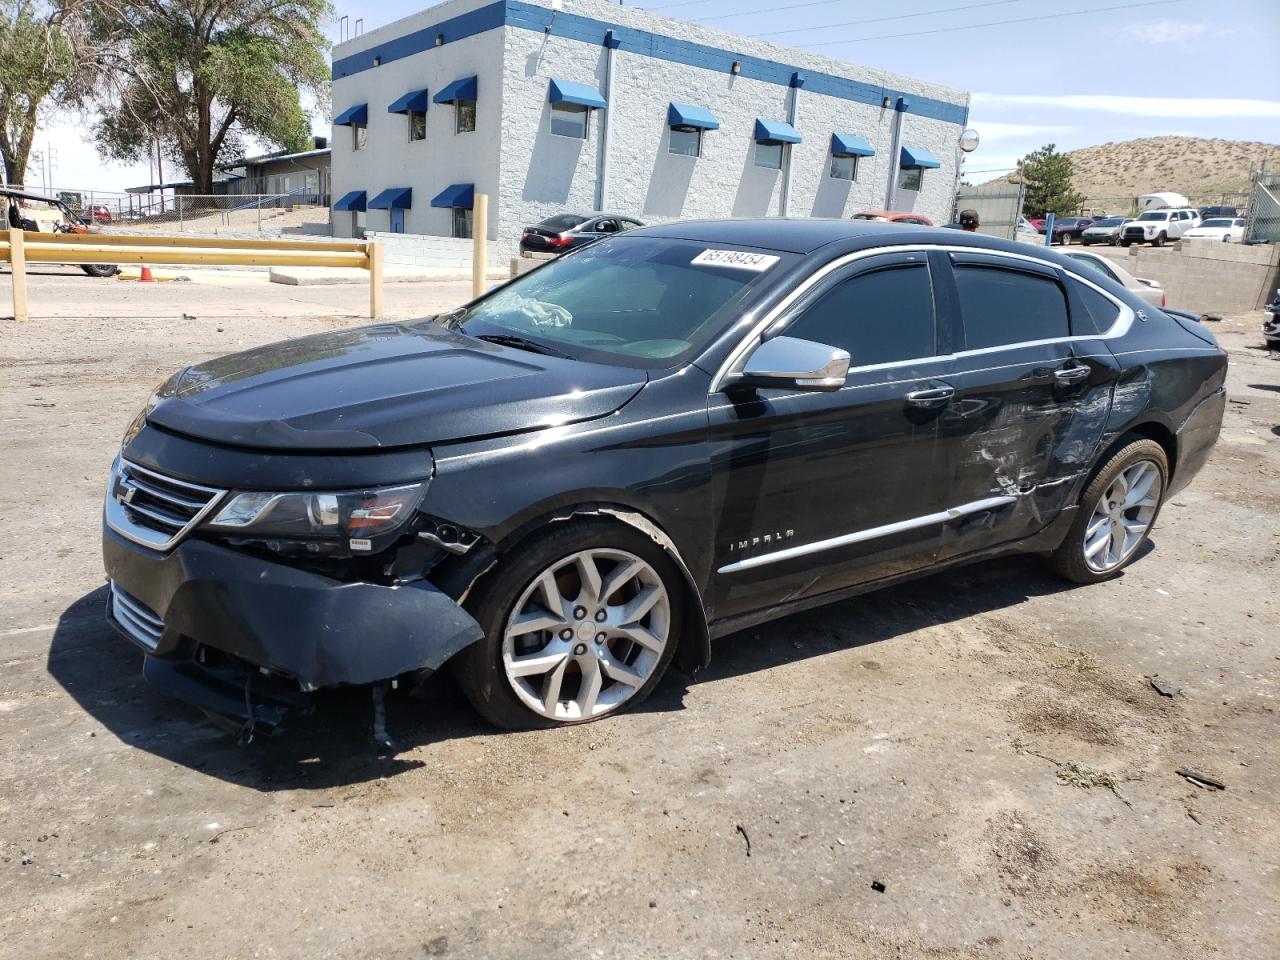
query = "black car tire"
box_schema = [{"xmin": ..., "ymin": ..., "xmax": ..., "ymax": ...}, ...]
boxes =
[
  {"xmin": 453, "ymin": 518, "xmax": 684, "ymax": 729},
  {"xmin": 1152, "ymin": 232, "xmax": 1166, "ymax": 248},
  {"xmin": 1060, "ymin": 233, "xmax": 1071, "ymax": 245},
  {"xmin": 1048, "ymin": 438, "xmax": 1169, "ymax": 585},
  {"xmin": 1120, "ymin": 240, "xmax": 1131, "ymax": 247},
  {"xmin": 81, "ymin": 264, "xmax": 118, "ymax": 278}
]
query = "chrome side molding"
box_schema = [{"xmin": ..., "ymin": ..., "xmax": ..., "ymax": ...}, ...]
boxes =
[{"xmin": 717, "ymin": 496, "xmax": 1018, "ymax": 573}]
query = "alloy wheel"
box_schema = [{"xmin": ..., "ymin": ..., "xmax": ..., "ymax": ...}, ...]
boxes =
[
  {"xmin": 1082, "ymin": 459, "xmax": 1162, "ymax": 572},
  {"xmin": 501, "ymin": 548, "xmax": 671, "ymax": 722}
]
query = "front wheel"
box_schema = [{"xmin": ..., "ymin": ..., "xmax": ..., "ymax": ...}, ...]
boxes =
[
  {"xmin": 81, "ymin": 264, "xmax": 118, "ymax": 277},
  {"xmin": 1048, "ymin": 438, "xmax": 1168, "ymax": 584},
  {"xmin": 453, "ymin": 519, "xmax": 683, "ymax": 729},
  {"xmin": 1060, "ymin": 233, "xmax": 1072, "ymax": 245},
  {"xmin": 1152, "ymin": 232, "xmax": 1166, "ymax": 248}
]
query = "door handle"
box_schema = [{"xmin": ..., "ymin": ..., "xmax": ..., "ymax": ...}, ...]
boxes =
[
  {"xmin": 1053, "ymin": 364, "xmax": 1091, "ymax": 384},
  {"xmin": 905, "ymin": 384, "xmax": 956, "ymax": 407}
]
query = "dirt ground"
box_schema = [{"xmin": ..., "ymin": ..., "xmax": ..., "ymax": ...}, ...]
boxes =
[{"xmin": 1, "ymin": 267, "xmax": 1277, "ymax": 960}]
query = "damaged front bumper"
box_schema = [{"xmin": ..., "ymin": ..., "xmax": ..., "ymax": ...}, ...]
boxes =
[{"xmin": 103, "ymin": 524, "xmax": 483, "ymax": 729}]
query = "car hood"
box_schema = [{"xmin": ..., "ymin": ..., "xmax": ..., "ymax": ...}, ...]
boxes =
[{"xmin": 145, "ymin": 322, "xmax": 647, "ymax": 451}]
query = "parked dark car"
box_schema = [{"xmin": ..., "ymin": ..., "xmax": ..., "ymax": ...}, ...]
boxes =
[
  {"xmin": 1047, "ymin": 217, "xmax": 1094, "ymax": 245},
  {"xmin": 520, "ymin": 212, "xmax": 644, "ymax": 254},
  {"xmin": 1198, "ymin": 205, "xmax": 1241, "ymax": 220},
  {"xmin": 103, "ymin": 220, "xmax": 1227, "ymax": 735},
  {"xmin": 1264, "ymin": 287, "xmax": 1280, "ymax": 350}
]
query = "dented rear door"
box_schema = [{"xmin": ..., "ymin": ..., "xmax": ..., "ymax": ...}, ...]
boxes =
[{"xmin": 933, "ymin": 252, "xmax": 1118, "ymax": 558}]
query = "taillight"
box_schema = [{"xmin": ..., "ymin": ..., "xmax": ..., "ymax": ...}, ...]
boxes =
[
  {"xmin": 1161, "ymin": 291, "xmax": 1167, "ymax": 307},
  {"xmin": 546, "ymin": 236, "xmax": 572, "ymax": 248}
]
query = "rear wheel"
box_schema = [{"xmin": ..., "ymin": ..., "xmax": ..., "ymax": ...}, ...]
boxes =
[
  {"xmin": 81, "ymin": 264, "xmax": 118, "ymax": 278},
  {"xmin": 453, "ymin": 519, "xmax": 683, "ymax": 729},
  {"xmin": 1049, "ymin": 438, "xmax": 1168, "ymax": 584}
]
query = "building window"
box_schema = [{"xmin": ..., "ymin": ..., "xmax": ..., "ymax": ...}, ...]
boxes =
[
  {"xmin": 452, "ymin": 207, "xmax": 473, "ymax": 239},
  {"xmin": 353, "ymin": 123, "xmax": 367, "ymax": 151},
  {"xmin": 455, "ymin": 99, "xmax": 476, "ymax": 134},
  {"xmin": 550, "ymin": 101, "xmax": 589, "ymax": 140},
  {"xmin": 408, "ymin": 111, "xmax": 426, "ymax": 142},
  {"xmin": 897, "ymin": 166, "xmax": 923, "ymax": 191},
  {"xmin": 669, "ymin": 126, "xmax": 702, "ymax": 157},
  {"xmin": 352, "ymin": 210, "xmax": 366, "ymax": 237},
  {"xmin": 830, "ymin": 154, "xmax": 858, "ymax": 181},
  {"xmin": 754, "ymin": 141, "xmax": 784, "ymax": 170}
]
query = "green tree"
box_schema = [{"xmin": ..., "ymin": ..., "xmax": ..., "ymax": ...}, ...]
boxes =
[
  {"xmin": 92, "ymin": 0, "xmax": 331, "ymax": 192},
  {"xmin": 1015, "ymin": 143, "xmax": 1085, "ymax": 217},
  {"xmin": 0, "ymin": 1, "xmax": 97, "ymax": 186}
]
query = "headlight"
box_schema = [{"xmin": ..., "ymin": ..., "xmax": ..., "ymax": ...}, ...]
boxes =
[{"xmin": 205, "ymin": 482, "xmax": 427, "ymax": 552}]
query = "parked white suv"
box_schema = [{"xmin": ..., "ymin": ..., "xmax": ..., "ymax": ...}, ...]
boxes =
[{"xmin": 1120, "ymin": 208, "xmax": 1200, "ymax": 247}]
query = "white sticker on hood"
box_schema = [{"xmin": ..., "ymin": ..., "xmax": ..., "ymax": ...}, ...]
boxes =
[{"xmin": 690, "ymin": 249, "xmax": 780, "ymax": 272}]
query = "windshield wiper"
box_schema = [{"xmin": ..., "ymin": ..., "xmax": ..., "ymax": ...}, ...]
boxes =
[{"xmin": 473, "ymin": 334, "xmax": 571, "ymax": 359}]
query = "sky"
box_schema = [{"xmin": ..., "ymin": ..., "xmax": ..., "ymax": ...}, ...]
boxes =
[{"xmin": 30, "ymin": 0, "xmax": 1280, "ymax": 194}]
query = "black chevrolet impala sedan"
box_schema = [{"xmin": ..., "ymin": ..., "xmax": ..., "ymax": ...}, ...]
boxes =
[{"xmin": 103, "ymin": 219, "xmax": 1226, "ymax": 733}]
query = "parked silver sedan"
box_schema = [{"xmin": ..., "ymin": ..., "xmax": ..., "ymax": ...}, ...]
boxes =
[
  {"xmin": 1080, "ymin": 216, "xmax": 1131, "ymax": 246},
  {"xmin": 1062, "ymin": 249, "xmax": 1166, "ymax": 308}
]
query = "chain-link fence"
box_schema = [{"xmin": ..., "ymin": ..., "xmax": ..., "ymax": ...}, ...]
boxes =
[
  {"xmin": 101, "ymin": 192, "xmax": 331, "ymax": 236},
  {"xmin": 1244, "ymin": 173, "xmax": 1280, "ymax": 245},
  {"xmin": 1075, "ymin": 193, "xmax": 1250, "ymax": 218}
]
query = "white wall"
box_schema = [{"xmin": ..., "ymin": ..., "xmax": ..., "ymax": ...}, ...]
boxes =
[
  {"xmin": 330, "ymin": 0, "xmax": 503, "ymax": 241},
  {"xmin": 331, "ymin": 0, "xmax": 969, "ymax": 254}
]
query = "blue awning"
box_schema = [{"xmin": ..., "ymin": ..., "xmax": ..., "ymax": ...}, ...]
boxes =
[
  {"xmin": 333, "ymin": 104, "xmax": 368, "ymax": 126},
  {"xmin": 754, "ymin": 119, "xmax": 801, "ymax": 144},
  {"xmin": 433, "ymin": 75, "xmax": 477, "ymax": 104},
  {"xmin": 388, "ymin": 89, "xmax": 429, "ymax": 114},
  {"xmin": 900, "ymin": 145, "xmax": 941, "ymax": 169},
  {"xmin": 668, "ymin": 102, "xmax": 719, "ymax": 130},
  {"xmin": 431, "ymin": 183, "xmax": 474, "ymax": 209},
  {"xmin": 333, "ymin": 190, "xmax": 367, "ymax": 212},
  {"xmin": 549, "ymin": 78, "xmax": 607, "ymax": 109},
  {"xmin": 831, "ymin": 133, "xmax": 875, "ymax": 157},
  {"xmin": 368, "ymin": 187, "xmax": 412, "ymax": 210}
]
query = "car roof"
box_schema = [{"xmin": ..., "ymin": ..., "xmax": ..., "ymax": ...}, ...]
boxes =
[{"xmin": 630, "ymin": 217, "xmax": 958, "ymax": 254}]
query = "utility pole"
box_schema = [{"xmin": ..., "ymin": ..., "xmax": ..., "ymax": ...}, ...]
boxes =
[{"xmin": 156, "ymin": 139, "xmax": 165, "ymax": 213}]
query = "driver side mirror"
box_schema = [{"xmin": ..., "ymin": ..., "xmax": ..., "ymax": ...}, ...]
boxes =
[{"xmin": 728, "ymin": 336, "xmax": 850, "ymax": 393}]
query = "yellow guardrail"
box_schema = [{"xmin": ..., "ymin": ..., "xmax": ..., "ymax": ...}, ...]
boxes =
[{"xmin": 0, "ymin": 227, "xmax": 386, "ymax": 322}]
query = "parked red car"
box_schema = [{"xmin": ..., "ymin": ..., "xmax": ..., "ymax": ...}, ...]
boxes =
[
  {"xmin": 87, "ymin": 205, "xmax": 113, "ymax": 224},
  {"xmin": 852, "ymin": 210, "xmax": 934, "ymax": 226}
]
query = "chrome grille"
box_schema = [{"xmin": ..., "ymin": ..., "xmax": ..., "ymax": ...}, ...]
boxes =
[
  {"xmin": 108, "ymin": 581, "xmax": 164, "ymax": 650},
  {"xmin": 105, "ymin": 457, "xmax": 226, "ymax": 551}
]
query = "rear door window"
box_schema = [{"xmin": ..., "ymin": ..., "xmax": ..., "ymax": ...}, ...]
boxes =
[
  {"xmin": 784, "ymin": 261, "xmax": 936, "ymax": 367},
  {"xmin": 954, "ymin": 265, "xmax": 1070, "ymax": 349}
]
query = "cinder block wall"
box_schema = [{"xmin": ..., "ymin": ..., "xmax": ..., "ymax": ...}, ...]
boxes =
[
  {"xmin": 1098, "ymin": 242, "xmax": 1280, "ymax": 313},
  {"xmin": 366, "ymin": 231, "xmax": 503, "ymax": 271}
]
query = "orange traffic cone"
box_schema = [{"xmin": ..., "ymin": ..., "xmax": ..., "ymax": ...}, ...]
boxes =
[{"xmin": 139, "ymin": 265, "xmax": 154, "ymax": 282}]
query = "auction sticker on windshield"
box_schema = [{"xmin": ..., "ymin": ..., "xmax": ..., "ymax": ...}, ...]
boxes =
[{"xmin": 690, "ymin": 249, "xmax": 780, "ymax": 272}]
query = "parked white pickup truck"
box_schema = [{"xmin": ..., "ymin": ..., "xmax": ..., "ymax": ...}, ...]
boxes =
[{"xmin": 1120, "ymin": 208, "xmax": 1201, "ymax": 247}]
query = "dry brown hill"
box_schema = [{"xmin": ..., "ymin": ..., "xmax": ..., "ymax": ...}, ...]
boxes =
[{"xmin": 995, "ymin": 136, "xmax": 1280, "ymax": 202}]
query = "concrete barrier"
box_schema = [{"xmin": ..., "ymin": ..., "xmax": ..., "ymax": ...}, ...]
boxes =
[{"xmin": 1089, "ymin": 242, "xmax": 1279, "ymax": 314}]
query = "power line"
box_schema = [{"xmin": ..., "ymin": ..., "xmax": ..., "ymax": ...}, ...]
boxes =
[
  {"xmin": 746, "ymin": 0, "xmax": 1023, "ymax": 38},
  {"xmin": 694, "ymin": 0, "xmax": 888, "ymax": 25},
  {"xmin": 797, "ymin": 0, "xmax": 1186, "ymax": 47},
  {"xmin": 644, "ymin": 0, "xmax": 718, "ymax": 11}
]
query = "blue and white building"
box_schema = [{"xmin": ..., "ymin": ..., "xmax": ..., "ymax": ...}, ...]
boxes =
[{"xmin": 329, "ymin": 0, "xmax": 970, "ymax": 257}]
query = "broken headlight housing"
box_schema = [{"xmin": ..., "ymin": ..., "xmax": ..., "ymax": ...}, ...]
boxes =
[{"xmin": 204, "ymin": 482, "xmax": 428, "ymax": 554}]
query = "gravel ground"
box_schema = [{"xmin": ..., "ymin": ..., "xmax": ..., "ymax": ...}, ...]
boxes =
[{"xmin": 0, "ymin": 269, "xmax": 1277, "ymax": 960}]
